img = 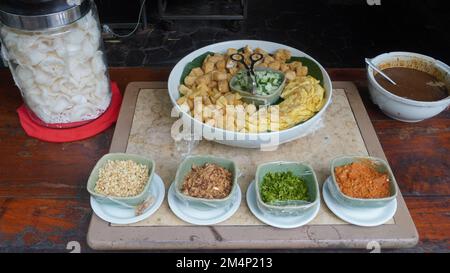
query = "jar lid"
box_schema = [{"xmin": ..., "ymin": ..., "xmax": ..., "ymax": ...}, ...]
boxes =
[{"xmin": 0, "ymin": 0, "xmax": 91, "ymax": 31}]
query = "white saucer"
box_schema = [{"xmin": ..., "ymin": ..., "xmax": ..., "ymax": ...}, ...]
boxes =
[
  {"xmin": 246, "ymin": 180, "xmax": 320, "ymax": 229},
  {"xmin": 168, "ymin": 182, "xmax": 241, "ymax": 225},
  {"xmin": 322, "ymin": 177, "xmax": 397, "ymax": 227},
  {"xmin": 90, "ymin": 173, "xmax": 165, "ymax": 225}
]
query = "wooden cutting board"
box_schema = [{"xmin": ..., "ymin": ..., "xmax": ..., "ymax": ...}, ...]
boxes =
[{"xmin": 87, "ymin": 81, "xmax": 418, "ymax": 250}]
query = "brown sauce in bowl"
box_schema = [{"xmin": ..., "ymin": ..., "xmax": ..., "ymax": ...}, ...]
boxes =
[{"xmin": 375, "ymin": 67, "xmax": 448, "ymax": 102}]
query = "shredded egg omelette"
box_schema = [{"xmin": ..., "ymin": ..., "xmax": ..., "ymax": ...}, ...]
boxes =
[{"xmin": 278, "ymin": 76, "xmax": 326, "ymax": 130}]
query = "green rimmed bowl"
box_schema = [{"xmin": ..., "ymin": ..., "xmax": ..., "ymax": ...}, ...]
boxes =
[
  {"xmin": 87, "ymin": 153, "xmax": 155, "ymax": 207},
  {"xmin": 255, "ymin": 161, "xmax": 320, "ymax": 216},
  {"xmin": 329, "ymin": 155, "xmax": 398, "ymax": 208},
  {"xmin": 173, "ymin": 155, "xmax": 239, "ymax": 208},
  {"xmin": 229, "ymin": 67, "xmax": 286, "ymax": 106}
]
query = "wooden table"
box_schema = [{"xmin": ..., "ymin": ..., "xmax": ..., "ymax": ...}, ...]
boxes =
[{"xmin": 0, "ymin": 68, "xmax": 448, "ymax": 253}]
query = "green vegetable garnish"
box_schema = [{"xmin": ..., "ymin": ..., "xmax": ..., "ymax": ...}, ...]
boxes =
[
  {"xmin": 232, "ymin": 70, "xmax": 283, "ymax": 96},
  {"xmin": 260, "ymin": 171, "xmax": 309, "ymax": 204}
]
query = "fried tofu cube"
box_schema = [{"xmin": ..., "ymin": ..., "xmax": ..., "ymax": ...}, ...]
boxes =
[
  {"xmin": 263, "ymin": 55, "xmax": 275, "ymax": 64},
  {"xmin": 202, "ymin": 105, "xmax": 214, "ymax": 119},
  {"xmin": 297, "ymin": 66, "xmax": 308, "ymax": 76},
  {"xmin": 209, "ymin": 54, "xmax": 224, "ymax": 63},
  {"xmin": 274, "ymin": 49, "xmax": 292, "ymax": 61},
  {"xmin": 225, "ymin": 93, "xmax": 235, "ymax": 105},
  {"xmin": 216, "ymin": 59, "xmax": 226, "ymax": 70},
  {"xmin": 202, "ymin": 61, "xmax": 215, "ymax": 74},
  {"xmin": 190, "ymin": 67, "xmax": 204, "ymax": 77},
  {"xmin": 195, "ymin": 74, "xmax": 211, "ymax": 85},
  {"xmin": 268, "ymin": 61, "xmax": 281, "ymax": 70},
  {"xmin": 187, "ymin": 98, "xmax": 194, "ymax": 110},
  {"xmin": 285, "ymin": 70, "xmax": 296, "ymax": 81},
  {"xmin": 205, "ymin": 118, "xmax": 215, "ymax": 127},
  {"xmin": 179, "ymin": 102, "xmax": 190, "ymax": 114},
  {"xmin": 208, "ymin": 80, "xmax": 218, "ymax": 88},
  {"xmin": 218, "ymin": 80, "xmax": 229, "ymax": 93},
  {"xmin": 203, "ymin": 96, "xmax": 212, "ymax": 106},
  {"xmin": 196, "ymin": 83, "xmax": 209, "ymax": 94},
  {"xmin": 245, "ymin": 104, "xmax": 257, "ymax": 115},
  {"xmin": 289, "ymin": 61, "xmax": 302, "ymax": 70},
  {"xmin": 212, "ymin": 71, "xmax": 227, "ymax": 81},
  {"xmin": 227, "ymin": 48, "xmax": 238, "ymax": 56},
  {"xmin": 177, "ymin": 96, "xmax": 187, "ymax": 105},
  {"xmin": 254, "ymin": 47, "xmax": 268, "ymax": 56},
  {"xmin": 179, "ymin": 84, "xmax": 191, "ymax": 95},
  {"xmin": 215, "ymin": 96, "xmax": 227, "ymax": 107},
  {"xmin": 184, "ymin": 75, "xmax": 197, "ymax": 86}
]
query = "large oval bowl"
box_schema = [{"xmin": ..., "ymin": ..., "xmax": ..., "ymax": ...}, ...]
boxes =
[{"xmin": 168, "ymin": 40, "xmax": 333, "ymax": 149}]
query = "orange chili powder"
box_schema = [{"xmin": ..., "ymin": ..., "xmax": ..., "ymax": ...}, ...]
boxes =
[{"xmin": 334, "ymin": 161, "xmax": 391, "ymax": 199}]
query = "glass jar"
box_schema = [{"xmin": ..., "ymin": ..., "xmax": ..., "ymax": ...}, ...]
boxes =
[{"xmin": 0, "ymin": 0, "xmax": 111, "ymax": 128}]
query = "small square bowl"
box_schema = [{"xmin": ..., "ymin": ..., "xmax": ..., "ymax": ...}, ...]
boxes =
[
  {"xmin": 174, "ymin": 155, "xmax": 238, "ymax": 208},
  {"xmin": 229, "ymin": 67, "xmax": 286, "ymax": 106},
  {"xmin": 255, "ymin": 161, "xmax": 320, "ymax": 216},
  {"xmin": 329, "ymin": 156, "xmax": 398, "ymax": 208},
  {"xmin": 87, "ymin": 153, "xmax": 155, "ymax": 207}
]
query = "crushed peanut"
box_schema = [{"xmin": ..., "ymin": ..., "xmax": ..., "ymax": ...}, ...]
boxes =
[
  {"xmin": 94, "ymin": 160, "xmax": 149, "ymax": 197},
  {"xmin": 181, "ymin": 163, "xmax": 233, "ymax": 199}
]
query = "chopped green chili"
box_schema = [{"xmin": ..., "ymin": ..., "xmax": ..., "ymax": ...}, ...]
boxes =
[{"xmin": 260, "ymin": 171, "xmax": 309, "ymax": 203}]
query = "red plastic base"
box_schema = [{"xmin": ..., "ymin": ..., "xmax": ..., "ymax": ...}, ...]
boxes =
[{"xmin": 17, "ymin": 82, "xmax": 123, "ymax": 143}]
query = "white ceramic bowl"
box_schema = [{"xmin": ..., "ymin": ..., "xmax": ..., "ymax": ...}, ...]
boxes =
[
  {"xmin": 168, "ymin": 40, "xmax": 333, "ymax": 149},
  {"xmin": 367, "ymin": 52, "xmax": 450, "ymax": 122}
]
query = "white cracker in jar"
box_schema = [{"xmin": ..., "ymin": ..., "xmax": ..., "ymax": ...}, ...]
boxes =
[
  {"xmin": 0, "ymin": 10, "xmax": 109, "ymax": 124},
  {"xmin": 15, "ymin": 66, "xmax": 34, "ymax": 88},
  {"xmin": 81, "ymin": 38, "xmax": 97, "ymax": 59},
  {"xmin": 27, "ymin": 48, "xmax": 47, "ymax": 66},
  {"xmin": 91, "ymin": 51, "xmax": 106, "ymax": 75},
  {"xmin": 70, "ymin": 103, "xmax": 96, "ymax": 121},
  {"xmin": 53, "ymin": 39, "xmax": 67, "ymax": 58},
  {"xmin": 33, "ymin": 68, "xmax": 54, "ymax": 86},
  {"xmin": 39, "ymin": 55, "xmax": 65, "ymax": 76},
  {"xmin": 64, "ymin": 28, "xmax": 86, "ymax": 45},
  {"xmin": 68, "ymin": 57, "xmax": 92, "ymax": 81},
  {"xmin": 51, "ymin": 96, "xmax": 71, "ymax": 113},
  {"xmin": 71, "ymin": 94, "xmax": 88, "ymax": 105}
]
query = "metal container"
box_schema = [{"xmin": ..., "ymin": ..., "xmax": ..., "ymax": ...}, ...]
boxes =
[{"xmin": 0, "ymin": 0, "xmax": 111, "ymax": 128}]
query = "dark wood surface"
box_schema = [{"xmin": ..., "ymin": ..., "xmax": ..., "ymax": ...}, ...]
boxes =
[{"xmin": 0, "ymin": 67, "xmax": 448, "ymax": 253}]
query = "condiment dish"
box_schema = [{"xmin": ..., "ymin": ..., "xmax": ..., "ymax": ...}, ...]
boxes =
[
  {"xmin": 168, "ymin": 181, "xmax": 241, "ymax": 225},
  {"xmin": 173, "ymin": 155, "xmax": 239, "ymax": 208},
  {"xmin": 87, "ymin": 153, "xmax": 155, "ymax": 207},
  {"xmin": 229, "ymin": 67, "xmax": 286, "ymax": 106},
  {"xmin": 90, "ymin": 173, "xmax": 165, "ymax": 225},
  {"xmin": 322, "ymin": 177, "xmax": 397, "ymax": 227},
  {"xmin": 247, "ymin": 180, "xmax": 320, "ymax": 228},
  {"xmin": 329, "ymin": 155, "xmax": 398, "ymax": 208},
  {"xmin": 255, "ymin": 161, "xmax": 320, "ymax": 216}
]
